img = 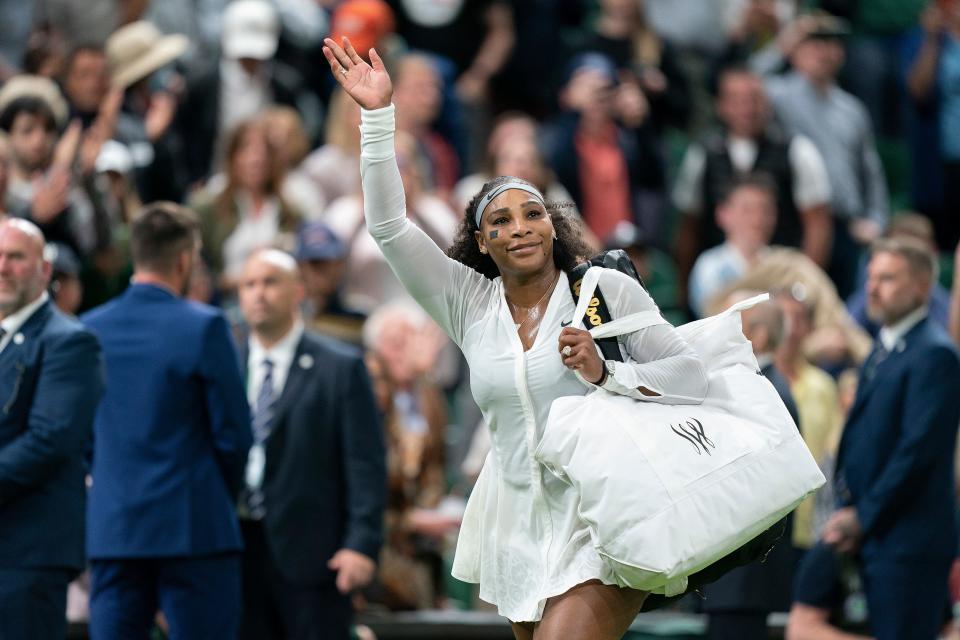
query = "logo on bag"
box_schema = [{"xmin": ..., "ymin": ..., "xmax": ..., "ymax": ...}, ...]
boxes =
[
  {"xmin": 670, "ymin": 418, "xmax": 716, "ymax": 456},
  {"xmin": 572, "ymin": 278, "xmax": 604, "ymax": 327}
]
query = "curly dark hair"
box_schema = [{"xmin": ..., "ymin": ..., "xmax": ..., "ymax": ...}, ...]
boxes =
[{"xmin": 447, "ymin": 176, "xmax": 593, "ymax": 279}]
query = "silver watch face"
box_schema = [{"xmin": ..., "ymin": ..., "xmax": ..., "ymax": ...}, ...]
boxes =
[{"xmin": 605, "ymin": 360, "xmax": 616, "ymax": 377}]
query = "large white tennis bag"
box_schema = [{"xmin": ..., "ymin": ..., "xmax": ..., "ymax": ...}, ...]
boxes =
[{"xmin": 534, "ymin": 267, "xmax": 825, "ymax": 597}]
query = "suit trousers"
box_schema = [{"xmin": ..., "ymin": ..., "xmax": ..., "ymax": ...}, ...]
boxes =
[
  {"xmin": 240, "ymin": 519, "xmax": 353, "ymax": 640},
  {"xmin": 0, "ymin": 568, "xmax": 71, "ymax": 640},
  {"xmin": 706, "ymin": 612, "xmax": 768, "ymax": 640},
  {"xmin": 89, "ymin": 554, "xmax": 241, "ymax": 640},
  {"xmin": 861, "ymin": 557, "xmax": 951, "ymax": 640}
]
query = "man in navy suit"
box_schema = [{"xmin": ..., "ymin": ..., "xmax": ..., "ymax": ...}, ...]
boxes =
[
  {"xmin": 236, "ymin": 248, "xmax": 385, "ymax": 640},
  {"xmin": 827, "ymin": 237, "xmax": 960, "ymax": 640},
  {"xmin": 0, "ymin": 218, "xmax": 104, "ymax": 639},
  {"xmin": 83, "ymin": 203, "xmax": 252, "ymax": 639}
]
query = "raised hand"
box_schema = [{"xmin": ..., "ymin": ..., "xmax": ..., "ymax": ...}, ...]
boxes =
[{"xmin": 322, "ymin": 37, "xmax": 392, "ymax": 111}]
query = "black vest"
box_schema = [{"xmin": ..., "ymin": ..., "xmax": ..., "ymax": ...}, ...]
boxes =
[{"xmin": 699, "ymin": 130, "xmax": 802, "ymax": 252}]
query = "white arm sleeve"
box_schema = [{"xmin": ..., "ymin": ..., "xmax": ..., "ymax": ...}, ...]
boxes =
[
  {"xmin": 789, "ymin": 135, "xmax": 832, "ymax": 210},
  {"xmin": 591, "ymin": 270, "xmax": 708, "ymax": 405},
  {"xmin": 360, "ymin": 105, "xmax": 491, "ymax": 345}
]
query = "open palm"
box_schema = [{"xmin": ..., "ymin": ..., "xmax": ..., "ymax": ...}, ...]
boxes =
[{"xmin": 322, "ymin": 37, "xmax": 393, "ymax": 111}]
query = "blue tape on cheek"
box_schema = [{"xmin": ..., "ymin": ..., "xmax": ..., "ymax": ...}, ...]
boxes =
[{"xmin": 489, "ymin": 230, "xmax": 498, "ymax": 239}]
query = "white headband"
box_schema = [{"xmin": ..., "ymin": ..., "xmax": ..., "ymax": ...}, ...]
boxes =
[{"xmin": 474, "ymin": 181, "xmax": 546, "ymax": 228}]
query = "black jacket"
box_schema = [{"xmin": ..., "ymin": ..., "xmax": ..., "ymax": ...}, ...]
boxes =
[{"xmin": 239, "ymin": 330, "xmax": 386, "ymax": 586}]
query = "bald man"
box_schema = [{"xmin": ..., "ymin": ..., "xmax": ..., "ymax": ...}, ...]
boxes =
[
  {"xmin": 236, "ymin": 249, "xmax": 386, "ymax": 640},
  {"xmin": 0, "ymin": 218, "xmax": 104, "ymax": 639}
]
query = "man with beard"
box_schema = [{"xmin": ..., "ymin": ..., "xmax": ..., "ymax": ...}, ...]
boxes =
[
  {"xmin": 0, "ymin": 218, "xmax": 103, "ymax": 638},
  {"xmin": 826, "ymin": 237, "xmax": 960, "ymax": 640},
  {"xmin": 82, "ymin": 202, "xmax": 251, "ymax": 638}
]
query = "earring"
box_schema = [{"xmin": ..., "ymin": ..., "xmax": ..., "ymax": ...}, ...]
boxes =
[
  {"xmin": 552, "ymin": 232, "xmax": 558, "ymax": 240},
  {"xmin": 480, "ymin": 247, "xmax": 488, "ymax": 254}
]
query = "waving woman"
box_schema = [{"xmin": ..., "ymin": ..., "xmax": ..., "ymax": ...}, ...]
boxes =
[{"xmin": 322, "ymin": 37, "xmax": 707, "ymax": 640}]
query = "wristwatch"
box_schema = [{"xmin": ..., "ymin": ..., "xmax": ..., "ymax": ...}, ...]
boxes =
[{"xmin": 598, "ymin": 359, "xmax": 616, "ymax": 386}]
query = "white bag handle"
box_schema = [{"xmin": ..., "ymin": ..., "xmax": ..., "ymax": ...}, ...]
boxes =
[
  {"xmin": 571, "ymin": 266, "xmax": 668, "ymax": 339},
  {"xmin": 571, "ymin": 268, "xmax": 771, "ymax": 342}
]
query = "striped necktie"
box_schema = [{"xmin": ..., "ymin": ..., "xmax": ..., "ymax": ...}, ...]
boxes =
[{"xmin": 252, "ymin": 358, "xmax": 276, "ymax": 443}]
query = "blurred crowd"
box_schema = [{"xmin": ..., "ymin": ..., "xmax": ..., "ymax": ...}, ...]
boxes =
[{"xmin": 2, "ymin": 0, "xmax": 960, "ymax": 638}]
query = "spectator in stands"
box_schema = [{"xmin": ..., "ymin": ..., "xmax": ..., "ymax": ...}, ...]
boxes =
[
  {"xmin": 688, "ymin": 173, "xmax": 777, "ymax": 318},
  {"xmin": 106, "ymin": 21, "xmax": 190, "ymax": 203},
  {"xmin": 324, "ymin": 130, "xmax": 457, "ymax": 314},
  {"xmin": 708, "ymin": 244, "xmax": 873, "ymax": 373},
  {"xmin": 295, "ymin": 221, "xmax": 366, "ymax": 345},
  {"xmin": 454, "ymin": 114, "xmax": 576, "ymax": 231},
  {"xmin": 79, "ymin": 140, "xmax": 139, "ymax": 311},
  {"xmin": 543, "ymin": 52, "xmax": 666, "ymax": 244},
  {"xmin": 388, "ymin": 0, "xmax": 514, "ymax": 108},
  {"xmin": 261, "ymin": 106, "xmax": 326, "ymax": 220},
  {"xmin": 298, "ymin": 88, "xmax": 362, "ymax": 208},
  {"xmin": 905, "ymin": 0, "xmax": 960, "ymax": 251},
  {"xmin": 774, "ymin": 286, "xmax": 844, "ymax": 553},
  {"xmin": 847, "ymin": 213, "xmax": 952, "ymax": 337},
  {"xmin": 47, "ymin": 241, "xmax": 83, "ymax": 315},
  {"xmin": 762, "ymin": 13, "xmax": 890, "ymax": 298},
  {"xmin": 673, "ymin": 65, "xmax": 832, "ymax": 303},
  {"xmin": 0, "ymin": 218, "xmax": 103, "ymax": 640},
  {"xmin": 703, "ymin": 295, "xmax": 799, "ymax": 640},
  {"xmin": 362, "ymin": 303, "xmax": 457, "ymax": 610},
  {"xmin": 838, "ymin": 0, "xmax": 925, "ymax": 141},
  {"xmin": 717, "ymin": 0, "xmax": 798, "ymax": 79},
  {"xmin": 190, "ymin": 118, "xmax": 301, "ymax": 293},
  {"xmin": 236, "ymin": 249, "xmax": 385, "ymax": 639},
  {"xmin": 177, "ymin": 0, "xmax": 321, "ymax": 185},
  {"xmin": 20, "ymin": 25, "xmax": 68, "ymax": 79},
  {"xmin": 827, "ymin": 237, "xmax": 960, "ymax": 640},
  {"xmin": 0, "ymin": 75, "xmax": 105, "ymax": 257},
  {"xmin": 392, "ymin": 53, "xmax": 461, "ymax": 197},
  {"xmin": 83, "ymin": 202, "xmax": 251, "ymax": 639},
  {"xmin": 570, "ymin": 0, "xmax": 692, "ymax": 131},
  {"xmin": 61, "ymin": 45, "xmax": 110, "ymax": 130}
]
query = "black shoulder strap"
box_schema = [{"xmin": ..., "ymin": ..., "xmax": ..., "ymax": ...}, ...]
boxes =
[{"xmin": 567, "ymin": 263, "xmax": 622, "ymax": 363}]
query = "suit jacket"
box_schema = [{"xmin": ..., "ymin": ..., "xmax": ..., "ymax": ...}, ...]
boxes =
[
  {"xmin": 0, "ymin": 300, "xmax": 104, "ymax": 571},
  {"xmin": 240, "ymin": 330, "xmax": 386, "ymax": 586},
  {"xmin": 701, "ymin": 362, "xmax": 799, "ymax": 613},
  {"xmin": 835, "ymin": 316, "xmax": 960, "ymax": 561},
  {"xmin": 82, "ymin": 284, "xmax": 252, "ymax": 559}
]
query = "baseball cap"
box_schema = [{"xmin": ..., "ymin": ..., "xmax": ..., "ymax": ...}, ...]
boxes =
[
  {"xmin": 330, "ymin": 0, "xmax": 395, "ymax": 57},
  {"xmin": 222, "ymin": 0, "xmax": 280, "ymax": 61},
  {"xmin": 295, "ymin": 222, "xmax": 347, "ymax": 261}
]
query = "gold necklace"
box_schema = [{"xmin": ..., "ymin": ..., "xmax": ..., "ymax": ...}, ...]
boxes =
[{"xmin": 506, "ymin": 274, "xmax": 558, "ymax": 329}]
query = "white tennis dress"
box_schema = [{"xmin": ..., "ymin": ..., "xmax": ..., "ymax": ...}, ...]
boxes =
[{"xmin": 360, "ymin": 105, "xmax": 708, "ymax": 622}]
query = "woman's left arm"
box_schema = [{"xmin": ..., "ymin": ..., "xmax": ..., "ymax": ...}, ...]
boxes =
[{"xmin": 595, "ymin": 270, "xmax": 708, "ymax": 404}]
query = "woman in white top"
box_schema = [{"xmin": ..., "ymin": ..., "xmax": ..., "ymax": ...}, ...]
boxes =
[{"xmin": 323, "ymin": 37, "xmax": 708, "ymax": 640}]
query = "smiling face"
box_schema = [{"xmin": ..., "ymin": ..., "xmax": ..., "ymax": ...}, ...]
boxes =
[{"xmin": 474, "ymin": 188, "xmax": 555, "ymax": 279}]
